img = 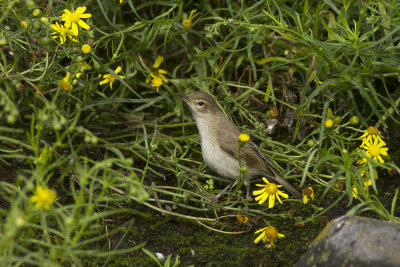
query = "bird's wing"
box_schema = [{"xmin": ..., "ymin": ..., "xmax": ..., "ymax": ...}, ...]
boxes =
[
  {"xmin": 216, "ymin": 123, "xmax": 278, "ymax": 176},
  {"xmin": 217, "ymin": 127, "xmax": 301, "ymax": 198},
  {"xmin": 243, "ymin": 141, "xmax": 279, "ymax": 176}
]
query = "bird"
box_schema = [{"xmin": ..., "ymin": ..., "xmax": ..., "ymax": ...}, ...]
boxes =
[{"xmin": 181, "ymin": 91, "xmax": 301, "ymax": 201}]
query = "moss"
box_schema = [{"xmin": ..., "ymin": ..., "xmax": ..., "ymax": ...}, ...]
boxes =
[{"xmin": 89, "ymin": 200, "xmax": 332, "ymax": 266}]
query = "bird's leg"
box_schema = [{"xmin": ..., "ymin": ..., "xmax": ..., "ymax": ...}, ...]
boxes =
[
  {"xmin": 244, "ymin": 176, "xmax": 253, "ymax": 201},
  {"xmin": 210, "ymin": 181, "xmax": 235, "ymax": 202}
]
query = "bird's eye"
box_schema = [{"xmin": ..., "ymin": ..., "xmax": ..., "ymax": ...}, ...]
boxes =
[{"xmin": 198, "ymin": 101, "xmax": 204, "ymax": 106}]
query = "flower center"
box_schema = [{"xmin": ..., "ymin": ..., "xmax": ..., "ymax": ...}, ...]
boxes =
[
  {"xmin": 38, "ymin": 190, "xmax": 52, "ymax": 202},
  {"xmin": 61, "ymin": 80, "xmax": 72, "ymax": 91},
  {"xmin": 367, "ymin": 126, "xmax": 379, "ymax": 135},
  {"xmin": 108, "ymin": 75, "xmax": 116, "ymax": 83},
  {"xmin": 69, "ymin": 12, "xmax": 80, "ymax": 23},
  {"xmin": 151, "ymin": 68, "xmax": 160, "ymax": 76},
  {"xmin": 369, "ymin": 145, "xmax": 380, "ymax": 157},
  {"xmin": 302, "ymin": 188, "xmax": 312, "ymax": 196},
  {"xmin": 183, "ymin": 19, "xmax": 192, "ymax": 27},
  {"xmin": 236, "ymin": 215, "xmax": 248, "ymax": 224},
  {"xmin": 264, "ymin": 226, "xmax": 278, "ymax": 239},
  {"xmin": 265, "ymin": 183, "xmax": 278, "ymax": 194},
  {"xmin": 60, "ymin": 27, "xmax": 69, "ymax": 34},
  {"xmin": 325, "ymin": 119, "xmax": 333, "ymax": 128}
]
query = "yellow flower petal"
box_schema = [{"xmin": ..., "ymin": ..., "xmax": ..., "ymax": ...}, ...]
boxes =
[
  {"xmin": 257, "ymin": 194, "xmax": 269, "ymax": 205},
  {"xmin": 277, "ymin": 191, "xmax": 289, "ymax": 199},
  {"xmin": 253, "ymin": 188, "xmax": 266, "ymax": 195},
  {"xmin": 78, "ymin": 20, "xmax": 90, "ymax": 30},
  {"xmin": 99, "ymin": 79, "xmax": 109, "ymax": 85},
  {"xmin": 277, "ymin": 193, "xmax": 284, "ymax": 204},
  {"xmin": 254, "ymin": 232, "xmax": 265, "ymax": 244},
  {"xmin": 76, "ymin": 6, "xmax": 86, "ymax": 14},
  {"xmin": 255, "ymin": 227, "xmax": 267, "ymax": 234},
  {"xmin": 268, "ymin": 194, "xmax": 275, "ymax": 208},
  {"xmin": 152, "ymin": 56, "xmax": 164, "ymax": 68},
  {"xmin": 71, "ymin": 23, "xmax": 78, "ymax": 36},
  {"xmin": 158, "ymin": 69, "xmax": 167, "ymax": 75}
]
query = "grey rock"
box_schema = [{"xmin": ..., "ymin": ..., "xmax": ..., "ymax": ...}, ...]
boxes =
[{"xmin": 296, "ymin": 215, "xmax": 400, "ymax": 267}]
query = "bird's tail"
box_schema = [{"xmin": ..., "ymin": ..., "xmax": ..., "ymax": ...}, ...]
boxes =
[{"xmin": 273, "ymin": 174, "xmax": 301, "ymax": 199}]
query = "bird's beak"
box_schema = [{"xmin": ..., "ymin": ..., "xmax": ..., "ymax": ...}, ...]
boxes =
[{"xmin": 180, "ymin": 95, "xmax": 189, "ymax": 103}]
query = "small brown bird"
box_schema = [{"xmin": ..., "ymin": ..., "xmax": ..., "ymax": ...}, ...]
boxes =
[{"xmin": 181, "ymin": 91, "xmax": 300, "ymax": 200}]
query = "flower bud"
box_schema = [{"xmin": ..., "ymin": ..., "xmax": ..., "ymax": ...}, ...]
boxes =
[
  {"xmin": 325, "ymin": 119, "xmax": 333, "ymax": 128},
  {"xmin": 84, "ymin": 135, "xmax": 91, "ymax": 143},
  {"xmin": 21, "ymin": 21, "xmax": 29, "ymax": 29},
  {"xmin": 91, "ymin": 136, "xmax": 98, "ymax": 144},
  {"xmin": 307, "ymin": 139, "xmax": 316, "ymax": 147},
  {"xmin": 53, "ymin": 121, "xmax": 61, "ymax": 131},
  {"xmin": 349, "ymin": 116, "xmax": 359, "ymax": 125},
  {"xmin": 238, "ymin": 133, "xmax": 250, "ymax": 143},
  {"xmin": 39, "ymin": 37, "xmax": 50, "ymax": 46},
  {"xmin": 40, "ymin": 17, "xmax": 49, "ymax": 24},
  {"xmin": 81, "ymin": 44, "xmax": 91, "ymax": 54},
  {"xmin": 7, "ymin": 115, "xmax": 16, "ymax": 124},
  {"xmin": 32, "ymin": 9, "xmax": 41, "ymax": 17}
]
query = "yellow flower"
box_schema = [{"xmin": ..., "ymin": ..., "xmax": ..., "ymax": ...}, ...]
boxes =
[
  {"xmin": 253, "ymin": 177, "xmax": 288, "ymax": 208},
  {"xmin": 357, "ymin": 156, "xmax": 368, "ymax": 165},
  {"xmin": 99, "ymin": 66, "xmax": 125, "ymax": 89},
  {"xmin": 30, "ymin": 185, "xmax": 57, "ymax": 210},
  {"xmin": 313, "ymin": 78, "xmax": 323, "ymax": 85},
  {"xmin": 325, "ymin": 119, "xmax": 333, "ymax": 128},
  {"xmin": 146, "ymin": 56, "xmax": 168, "ymax": 92},
  {"xmin": 51, "ymin": 22, "xmax": 77, "ymax": 44},
  {"xmin": 238, "ymin": 133, "xmax": 250, "ymax": 143},
  {"xmin": 360, "ymin": 138, "xmax": 388, "ymax": 163},
  {"xmin": 352, "ymin": 187, "xmax": 358, "ymax": 199},
  {"xmin": 73, "ymin": 72, "xmax": 82, "ymax": 85},
  {"xmin": 270, "ymin": 107, "xmax": 278, "ymax": 117},
  {"xmin": 302, "ymin": 187, "xmax": 314, "ymax": 204},
  {"xmin": 150, "ymin": 75, "xmax": 164, "ymax": 92},
  {"xmin": 80, "ymin": 62, "xmax": 92, "ymax": 72},
  {"xmin": 150, "ymin": 73, "xmax": 167, "ymax": 92},
  {"xmin": 34, "ymin": 147, "xmax": 52, "ymax": 164},
  {"xmin": 236, "ymin": 214, "xmax": 249, "ymax": 224},
  {"xmin": 359, "ymin": 126, "xmax": 385, "ymax": 146},
  {"xmin": 81, "ymin": 44, "xmax": 91, "ymax": 54},
  {"xmin": 182, "ymin": 9, "xmax": 199, "ymax": 27},
  {"xmin": 61, "ymin": 72, "xmax": 73, "ymax": 91},
  {"xmin": 254, "ymin": 226, "xmax": 284, "ymax": 246},
  {"xmin": 361, "ymin": 168, "xmax": 378, "ymax": 189},
  {"xmin": 61, "ymin": 6, "xmax": 91, "ymax": 36},
  {"xmin": 120, "ymin": 0, "xmax": 123, "ymax": 3},
  {"xmin": 324, "ymin": 108, "xmax": 339, "ymax": 128}
]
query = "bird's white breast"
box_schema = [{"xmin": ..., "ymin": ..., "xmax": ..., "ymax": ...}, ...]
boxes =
[{"xmin": 194, "ymin": 117, "xmax": 241, "ymax": 180}]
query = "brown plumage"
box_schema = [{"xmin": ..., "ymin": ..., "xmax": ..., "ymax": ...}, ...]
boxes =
[{"xmin": 181, "ymin": 91, "xmax": 300, "ymax": 199}]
